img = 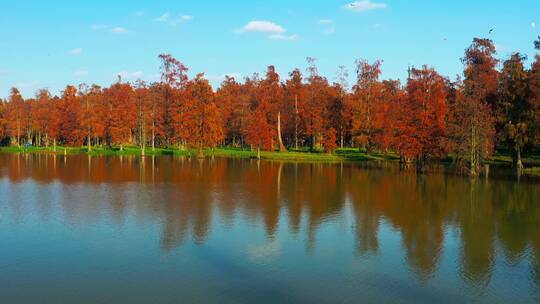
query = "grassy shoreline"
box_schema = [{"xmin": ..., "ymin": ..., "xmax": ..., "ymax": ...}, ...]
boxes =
[
  {"xmin": 0, "ymin": 146, "xmax": 398, "ymax": 162},
  {"xmin": 1, "ymin": 145, "xmax": 539, "ymax": 175}
]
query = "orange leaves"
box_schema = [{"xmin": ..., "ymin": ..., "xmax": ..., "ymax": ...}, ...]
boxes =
[
  {"xmin": 244, "ymin": 107, "xmax": 273, "ymax": 151},
  {"xmin": 395, "ymin": 66, "xmax": 448, "ymax": 159},
  {"xmin": 57, "ymin": 85, "xmax": 82, "ymax": 145},
  {"xmin": 105, "ymin": 83, "xmax": 136, "ymax": 147},
  {"xmin": 323, "ymin": 128, "xmax": 337, "ymax": 153},
  {"xmin": 179, "ymin": 74, "xmax": 224, "ymax": 150}
]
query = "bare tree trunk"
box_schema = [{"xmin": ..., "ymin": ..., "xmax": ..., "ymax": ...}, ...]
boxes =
[
  {"xmin": 277, "ymin": 111, "xmax": 287, "ymax": 152},
  {"xmin": 152, "ymin": 121, "xmax": 155, "ymax": 152},
  {"xmin": 515, "ymin": 146, "xmax": 523, "ymax": 173},
  {"xmin": 198, "ymin": 144, "xmax": 204, "ymax": 159},
  {"xmin": 294, "ymin": 95, "xmax": 299, "ymax": 150},
  {"xmin": 17, "ymin": 120, "xmax": 20, "ymax": 147}
]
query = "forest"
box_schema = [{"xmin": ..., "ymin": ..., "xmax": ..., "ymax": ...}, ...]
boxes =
[{"xmin": 1, "ymin": 37, "xmax": 539, "ymax": 176}]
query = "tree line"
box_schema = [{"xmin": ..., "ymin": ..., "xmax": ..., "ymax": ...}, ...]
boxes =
[{"xmin": 0, "ymin": 37, "xmax": 539, "ymax": 175}]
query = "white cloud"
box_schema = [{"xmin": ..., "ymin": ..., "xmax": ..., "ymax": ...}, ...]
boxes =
[
  {"xmin": 155, "ymin": 13, "xmax": 170, "ymax": 22},
  {"xmin": 318, "ymin": 19, "xmax": 334, "ymax": 25},
  {"xmin": 73, "ymin": 70, "xmax": 89, "ymax": 77},
  {"xmin": 269, "ymin": 34, "xmax": 299, "ymax": 41},
  {"xmin": 156, "ymin": 13, "xmax": 193, "ymax": 26},
  {"xmin": 241, "ymin": 20, "xmax": 286, "ymax": 33},
  {"xmin": 90, "ymin": 24, "xmax": 107, "ymax": 31},
  {"xmin": 343, "ymin": 1, "xmax": 387, "ymax": 12},
  {"xmin": 115, "ymin": 71, "xmax": 144, "ymax": 80},
  {"xmin": 111, "ymin": 27, "xmax": 128, "ymax": 34},
  {"xmin": 532, "ymin": 21, "xmax": 536, "ymax": 29},
  {"xmin": 69, "ymin": 48, "xmax": 83, "ymax": 55}
]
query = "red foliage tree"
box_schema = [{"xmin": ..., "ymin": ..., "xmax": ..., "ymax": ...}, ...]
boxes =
[
  {"xmin": 159, "ymin": 54, "xmax": 189, "ymax": 145},
  {"xmin": 180, "ymin": 74, "xmax": 223, "ymax": 157},
  {"xmin": 105, "ymin": 83, "xmax": 136, "ymax": 150},
  {"xmin": 57, "ymin": 85, "xmax": 82, "ymax": 146},
  {"xmin": 323, "ymin": 127, "xmax": 338, "ymax": 154},
  {"xmin": 447, "ymin": 38, "xmax": 498, "ymax": 175},
  {"xmin": 395, "ymin": 66, "xmax": 447, "ymax": 171},
  {"xmin": 258, "ymin": 65, "xmax": 287, "ymax": 151},
  {"xmin": 304, "ymin": 57, "xmax": 331, "ymax": 150},
  {"xmin": 216, "ymin": 76, "xmax": 248, "ymax": 146},
  {"xmin": 352, "ymin": 59, "xmax": 383, "ymax": 152},
  {"xmin": 283, "ymin": 68, "xmax": 306, "ymax": 149},
  {"xmin": 529, "ymin": 41, "xmax": 540, "ymax": 146},
  {"xmin": 4, "ymin": 88, "xmax": 27, "ymax": 146},
  {"xmin": 244, "ymin": 107, "xmax": 273, "ymax": 159}
]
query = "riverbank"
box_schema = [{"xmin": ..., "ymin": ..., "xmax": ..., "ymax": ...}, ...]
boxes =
[
  {"xmin": 0, "ymin": 146, "xmax": 398, "ymax": 162},
  {"xmin": 1, "ymin": 146, "xmax": 539, "ymax": 176}
]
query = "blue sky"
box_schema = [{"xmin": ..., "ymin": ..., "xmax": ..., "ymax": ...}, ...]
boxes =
[{"xmin": 0, "ymin": 0, "xmax": 538, "ymax": 98}]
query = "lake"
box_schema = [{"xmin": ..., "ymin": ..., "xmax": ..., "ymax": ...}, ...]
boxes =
[{"xmin": 0, "ymin": 153, "xmax": 539, "ymax": 303}]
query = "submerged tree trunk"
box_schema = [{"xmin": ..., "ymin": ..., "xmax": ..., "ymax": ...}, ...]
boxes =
[
  {"xmin": 257, "ymin": 146, "xmax": 261, "ymax": 160},
  {"xmin": 416, "ymin": 154, "xmax": 427, "ymax": 174},
  {"xmin": 515, "ymin": 146, "xmax": 523, "ymax": 173}
]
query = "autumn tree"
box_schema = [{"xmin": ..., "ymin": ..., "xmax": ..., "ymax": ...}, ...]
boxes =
[
  {"xmin": 159, "ymin": 54, "xmax": 188, "ymax": 145},
  {"xmin": 78, "ymin": 84, "xmax": 103, "ymax": 151},
  {"xmin": 304, "ymin": 57, "xmax": 330, "ymax": 150},
  {"xmin": 57, "ymin": 85, "xmax": 83, "ymax": 146},
  {"xmin": 374, "ymin": 80, "xmax": 403, "ymax": 152},
  {"xmin": 244, "ymin": 107, "xmax": 273, "ymax": 159},
  {"xmin": 329, "ymin": 66, "xmax": 350, "ymax": 149},
  {"xmin": 0, "ymin": 99, "xmax": 7, "ymax": 143},
  {"xmin": 259, "ymin": 66, "xmax": 286, "ymax": 151},
  {"xmin": 498, "ymin": 53, "xmax": 532, "ymax": 170},
  {"xmin": 351, "ymin": 60, "xmax": 384, "ymax": 152},
  {"xmin": 283, "ymin": 68, "xmax": 306, "ymax": 149},
  {"xmin": 447, "ymin": 38, "xmax": 498, "ymax": 176},
  {"xmin": 134, "ymin": 81, "xmax": 156, "ymax": 155},
  {"xmin": 529, "ymin": 37, "xmax": 540, "ymax": 147},
  {"xmin": 105, "ymin": 82, "xmax": 136, "ymax": 150},
  {"xmin": 323, "ymin": 127, "xmax": 338, "ymax": 154},
  {"xmin": 147, "ymin": 83, "xmax": 167, "ymax": 150},
  {"xmin": 31, "ymin": 89, "xmax": 53, "ymax": 147},
  {"xmin": 4, "ymin": 88, "xmax": 27, "ymax": 146},
  {"xmin": 180, "ymin": 74, "xmax": 223, "ymax": 157},
  {"xmin": 216, "ymin": 76, "xmax": 249, "ymax": 147},
  {"xmin": 395, "ymin": 66, "xmax": 447, "ymax": 172}
]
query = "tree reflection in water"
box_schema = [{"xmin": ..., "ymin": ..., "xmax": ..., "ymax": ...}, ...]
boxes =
[{"xmin": 1, "ymin": 153, "xmax": 539, "ymax": 296}]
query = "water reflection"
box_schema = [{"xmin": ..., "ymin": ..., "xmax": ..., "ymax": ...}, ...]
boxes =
[{"xmin": 1, "ymin": 153, "xmax": 539, "ymax": 303}]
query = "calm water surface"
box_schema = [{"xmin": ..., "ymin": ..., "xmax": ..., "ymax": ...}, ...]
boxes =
[{"xmin": 0, "ymin": 153, "xmax": 539, "ymax": 303}]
